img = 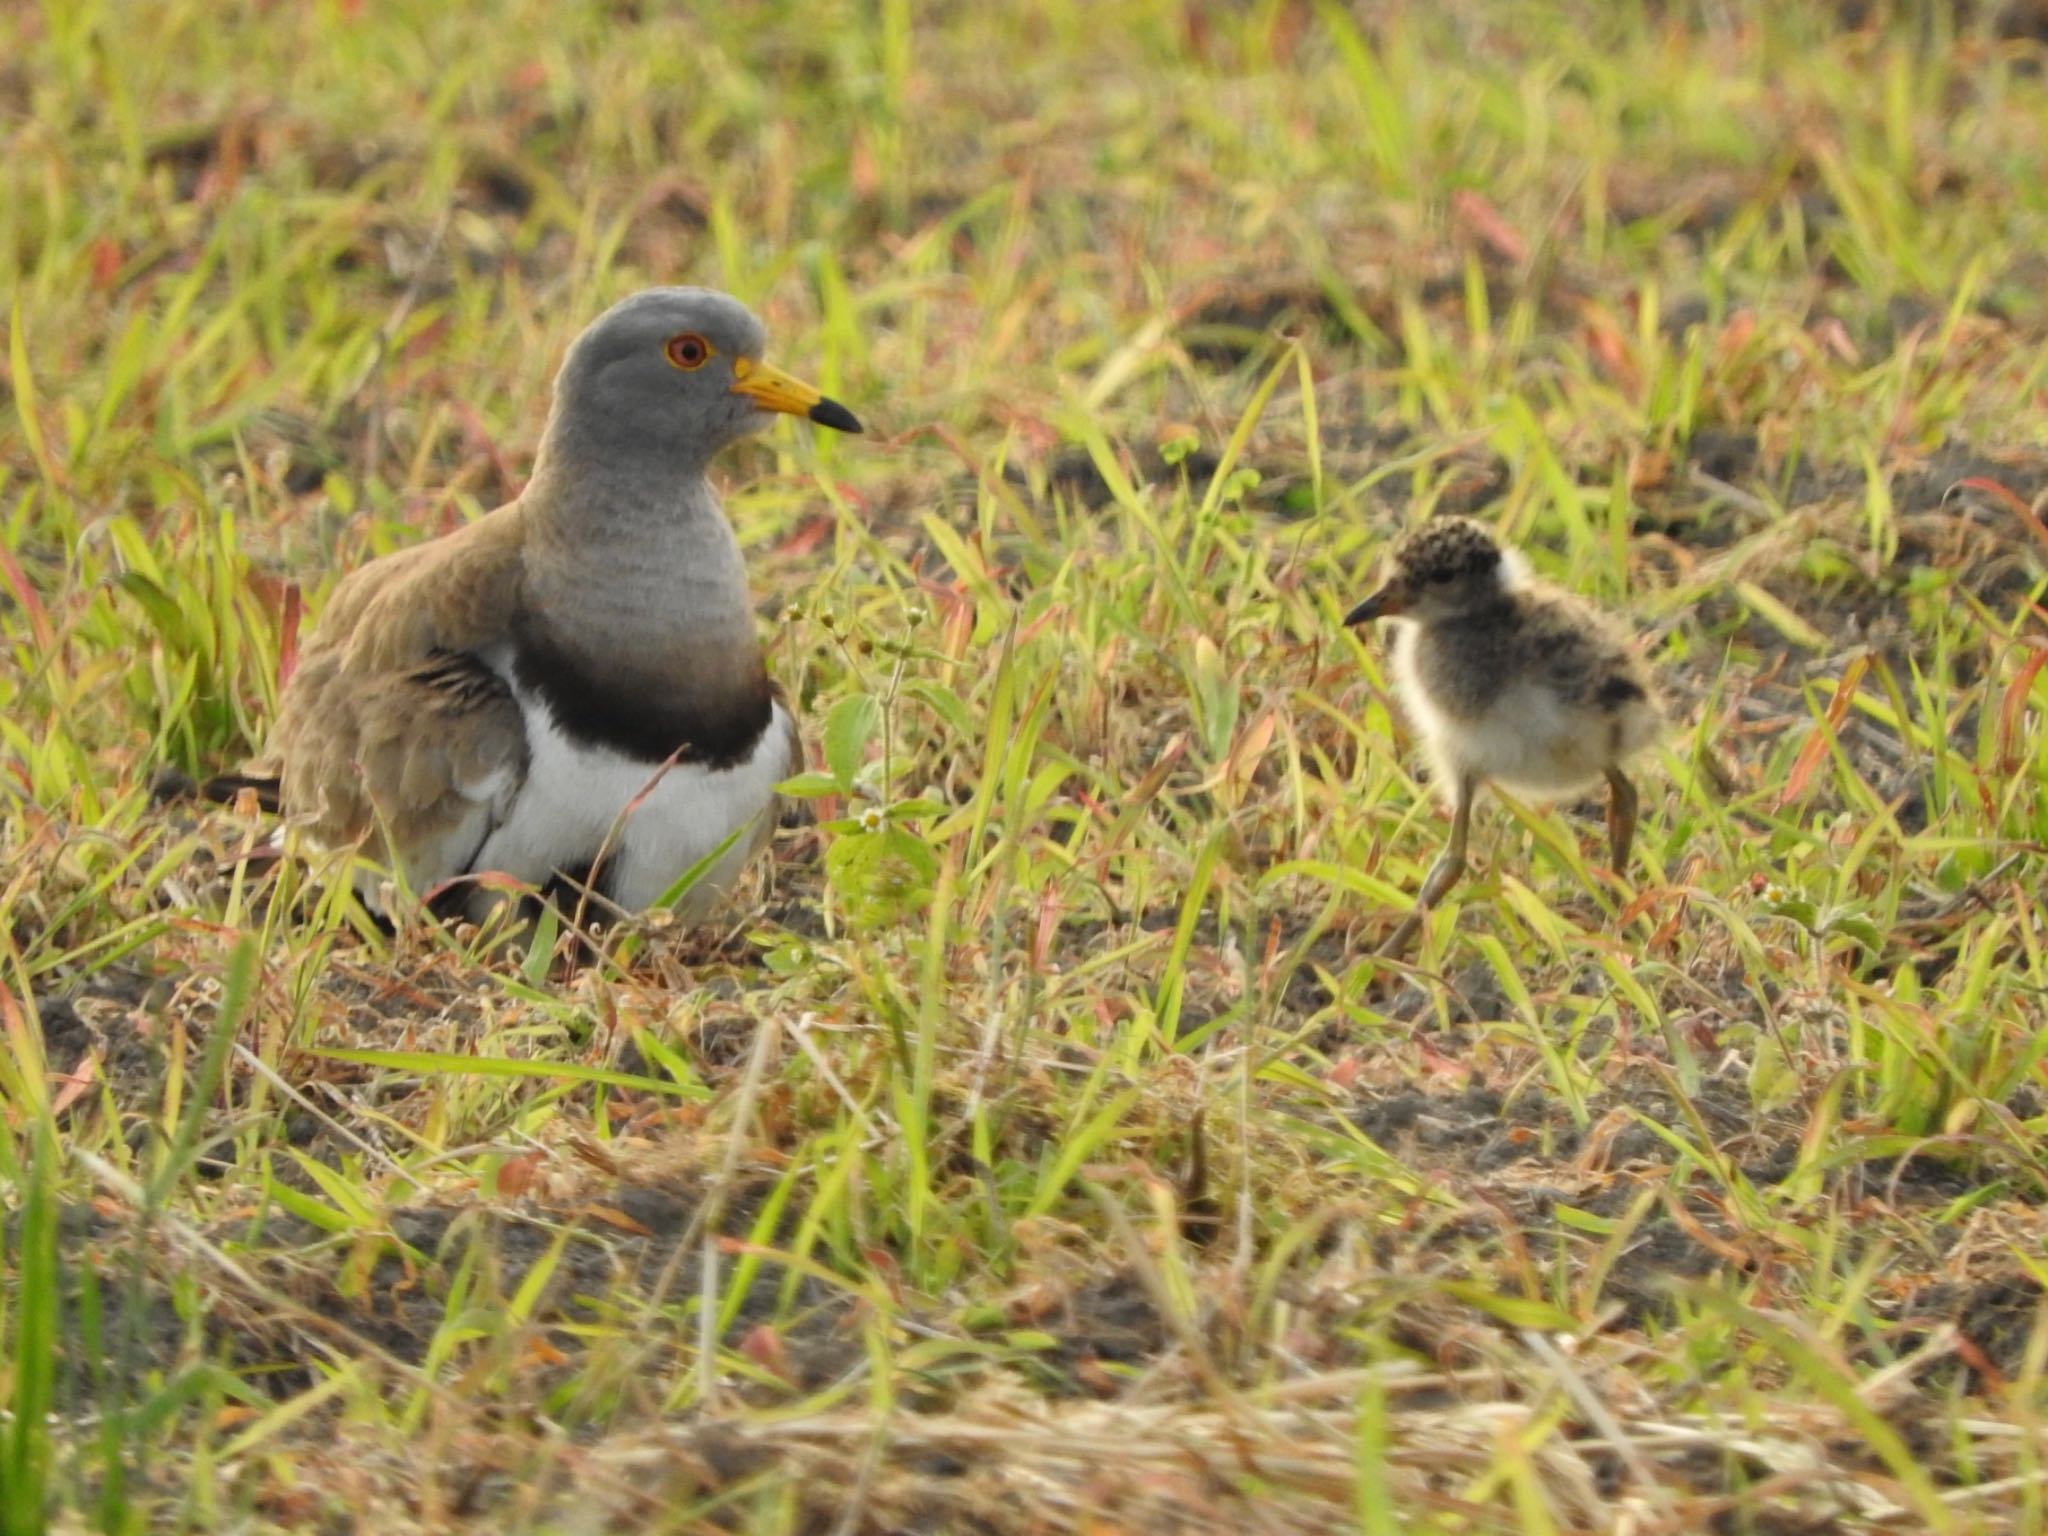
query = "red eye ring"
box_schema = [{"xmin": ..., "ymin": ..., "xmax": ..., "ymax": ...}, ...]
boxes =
[{"xmin": 665, "ymin": 332, "xmax": 712, "ymax": 370}]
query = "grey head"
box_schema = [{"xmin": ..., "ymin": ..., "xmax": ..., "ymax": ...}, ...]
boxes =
[
  {"xmin": 540, "ymin": 286, "xmax": 861, "ymax": 477},
  {"xmin": 1342, "ymin": 517, "xmax": 1518, "ymax": 627}
]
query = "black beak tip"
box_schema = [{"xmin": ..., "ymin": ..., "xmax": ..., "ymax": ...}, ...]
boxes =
[
  {"xmin": 809, "ymin": 398, "xmax": 863, "ymax": 434},
  {"xmin": 1342, "ymin": 597, "xmax": 1381, "ymax": 627}
]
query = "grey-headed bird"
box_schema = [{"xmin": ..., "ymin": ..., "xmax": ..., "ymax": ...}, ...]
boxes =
[
  {"xmin": 239, "ymin": 287, "xmax": 862, "ymax": 922},
  {"xmin": 1343, "ymin": 517, "xmax": 1663, "ymax": 957}
]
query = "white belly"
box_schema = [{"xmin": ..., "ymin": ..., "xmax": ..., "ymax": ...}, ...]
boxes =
[
  {"xmin": 475, "ymin": 688, "xmax": 796, "ymax": 915},
  {"xmin": 1409, "ymin": 684, "xmax": 1662, "ymax": 806},
  {"xmin": 1433, "ymin": 682, "xmax": 1617, "ymax": 796}
]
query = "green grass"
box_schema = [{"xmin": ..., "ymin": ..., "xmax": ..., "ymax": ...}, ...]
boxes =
[{"xmin": 5, "ymin": 0, "xmax": 2048, "ymax": 1529}]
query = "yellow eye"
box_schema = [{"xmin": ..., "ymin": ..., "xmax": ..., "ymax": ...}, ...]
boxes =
[{"xmin": 665, "ymin": 332, "xmax": 713, "ymax": 370}]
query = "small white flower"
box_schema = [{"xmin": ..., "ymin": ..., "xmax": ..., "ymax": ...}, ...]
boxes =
[{"xmin": 857, "ymin": 805, "xmax": 886, "ymax": 832}]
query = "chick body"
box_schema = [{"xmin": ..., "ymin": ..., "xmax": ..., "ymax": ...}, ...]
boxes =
[{"xmin": 1388, "ymin": 577, "xmax": 1662, "ymax": 802}]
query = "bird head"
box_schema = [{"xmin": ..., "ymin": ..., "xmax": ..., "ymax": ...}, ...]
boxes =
[
  {"xmin": 549, "ymin": 287, "xmax": 861, "ymax": 470},
  {"xmin": 1342, "ymin": 517, "xmax": 1519, "ymax": 628}
]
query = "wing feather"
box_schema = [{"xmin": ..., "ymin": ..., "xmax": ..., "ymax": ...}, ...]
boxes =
[{"xmin": 261, "ymin": 503, "xmax": 533, "ymax": 893}]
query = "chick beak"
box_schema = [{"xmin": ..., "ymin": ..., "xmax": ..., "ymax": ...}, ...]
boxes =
[
  {"xmin": 1343, "ymin": 585, "xmax": 1404, "ymax": 626},
  {"xmin": 730, "ymin": 357, "xmax": 863, "ymax": 433}
]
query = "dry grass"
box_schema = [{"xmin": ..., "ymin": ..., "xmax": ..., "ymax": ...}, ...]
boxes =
[{"xmin": 6, "ymin": 1, "xmax": 2048, "ymax": 1531}]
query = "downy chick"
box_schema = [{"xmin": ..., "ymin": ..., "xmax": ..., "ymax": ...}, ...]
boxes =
[{"xmin": 1344, "ymin": 517, "xmax": 1663, "ymax": 957}]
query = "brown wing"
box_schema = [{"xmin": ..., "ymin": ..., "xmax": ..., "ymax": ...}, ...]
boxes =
[{"xmin": 257, "ymin": 503, "xmax": 534, "ymax": 889}]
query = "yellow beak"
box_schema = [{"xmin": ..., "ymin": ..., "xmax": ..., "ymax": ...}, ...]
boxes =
[{"xmin": 730, "ymin": 357, "xmax": 862, "ymax": 433}]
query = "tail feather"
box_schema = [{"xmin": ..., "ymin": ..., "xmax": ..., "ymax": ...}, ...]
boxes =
[
  {"xmin": 201, "ymin": 771, "xmax": 283, "ymax": 814},
  {"xmin": 151, "ymin": 765, "xmax": 283, "ymax": 814}
]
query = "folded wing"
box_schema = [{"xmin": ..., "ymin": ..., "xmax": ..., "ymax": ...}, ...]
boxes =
[{"xmin": 258, "ymin": 506, "xmax": 534, "ymax": 902}]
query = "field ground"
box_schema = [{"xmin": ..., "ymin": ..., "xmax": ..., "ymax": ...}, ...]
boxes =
[{"xmin": 6, "ymin": 1, "xmax": 2048, "ymax": 1531}]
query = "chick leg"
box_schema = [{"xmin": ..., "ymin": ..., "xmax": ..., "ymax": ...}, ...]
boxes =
[
  {"xmin": 1603, "ymin": 766, "xmax": 1638, "ymax": 873},
  {"xmin": 1378, "ymin": 774, "xmax": 1476, "ymax": 959}
]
